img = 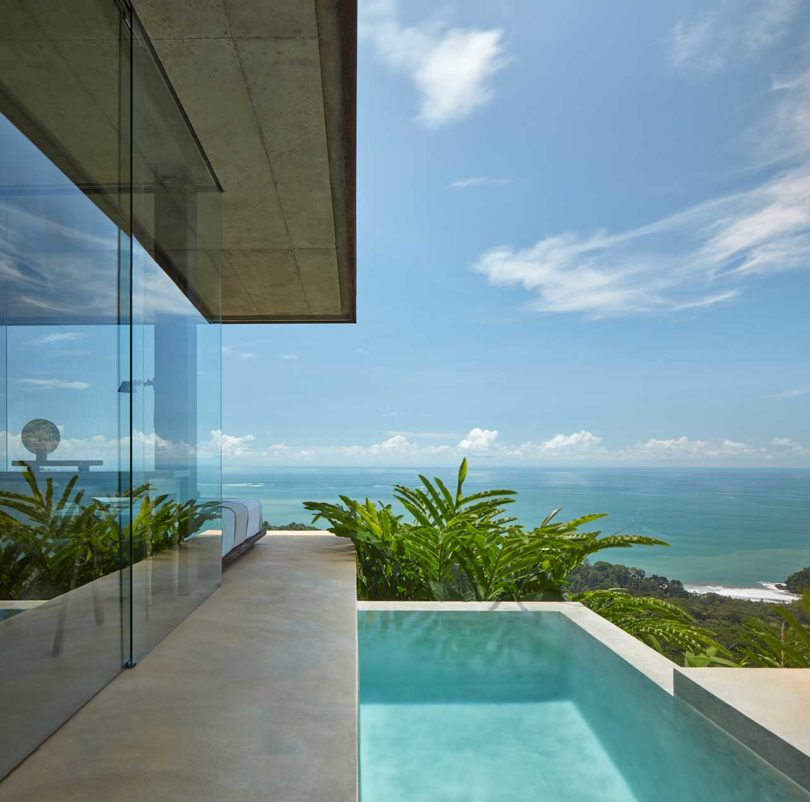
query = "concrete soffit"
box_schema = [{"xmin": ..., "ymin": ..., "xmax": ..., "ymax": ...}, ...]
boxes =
[{"xmin": 133, "ymin": 0, "xmax": 357, "ymax": 324}]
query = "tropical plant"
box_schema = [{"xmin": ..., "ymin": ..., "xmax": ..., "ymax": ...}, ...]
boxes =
[
  {"xmin": 0, "ymin": 470, "xmax": 104, "ymax": 598},
  {"xmin": 741, "ymin": 592, "xmax": 810, "ymax": 668},
  {"xmin": 575, "ymin": 589, "xmax": 722, "ymax": 656},
  {"xmin": 305, "ymin": 459, "xmax": 722, "ymax": 663},
  {"xmin": 683, "ymin": 647, "xmax": 740, "ymax": 668},
  {"xmin": 0, "ymin": 469, "xmax": 220, "ymax": 602}
]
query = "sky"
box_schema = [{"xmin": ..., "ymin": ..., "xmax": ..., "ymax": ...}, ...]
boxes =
[
  {"xmin": 5, "ymin": 1, "xmax": 808, "ymax": 471},
  {"xmin": 219, "ymin": 0, "xmax": 810, "ymax": 467}
]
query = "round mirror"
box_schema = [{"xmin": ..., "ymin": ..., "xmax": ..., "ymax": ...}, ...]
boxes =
[{"xmin": 21, "ymin": 418, "xmax": 60, "ymax": 460}]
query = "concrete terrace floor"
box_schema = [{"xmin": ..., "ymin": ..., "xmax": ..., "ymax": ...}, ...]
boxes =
[{"xmin": 0, "ymin": 533, "xmax": 358, "ymax": 802}]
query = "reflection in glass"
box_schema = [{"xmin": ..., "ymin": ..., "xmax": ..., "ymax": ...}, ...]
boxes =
[{"xmin": 0, "ymin": 0, "xmax": 222, "ymax": 779}]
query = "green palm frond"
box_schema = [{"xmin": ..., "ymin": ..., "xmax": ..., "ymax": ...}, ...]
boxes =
[
  {"xmin": 577, "ymin": 589, "xmax": 724, "ymax": 657},
  {"xmin": 740, "ymin": 592, "xmax": 810, "ymax": 668}
]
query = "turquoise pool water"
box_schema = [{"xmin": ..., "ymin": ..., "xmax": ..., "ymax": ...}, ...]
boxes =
[{"xmin": 358, "ymin": 611, "xmax": 809, "ymax": 802}]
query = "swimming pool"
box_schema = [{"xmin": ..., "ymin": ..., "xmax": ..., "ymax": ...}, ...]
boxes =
[{"xmin": 358, "ymin": 608, "xmax": 809, "ymax": 802}]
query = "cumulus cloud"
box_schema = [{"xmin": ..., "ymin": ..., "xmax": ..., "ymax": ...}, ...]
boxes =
[
  {"xmin": 770, "ymin": 436, "xmax": 809, "ymax": 454},
  {"xmin": 505, "ymin": 430, "xmax": 604, "ymax": 459},
  {"xmin": 458, "ymin": 427, "xmax": 499, "ymax": 452},
  {"xmin": 668, "ymin": 0, "xmax": 800, "ymax": 74},
  {"xmin": 360, "ymin": 0, "xmax": 508, "ymax": 127},
  {"xmin": 209, "ymin": 429, "xmax": 255, "ymax": 458},
  {"xmin": 451, "ymin": 177, "xmax": 513, "ymax": 189},
  {"xmin": 634, "ymin": 436, "xmax": 764, "ymax": 459},
  {"xmin": 541, "ymin": 431, "xmax": 603, "ymax": 451}
]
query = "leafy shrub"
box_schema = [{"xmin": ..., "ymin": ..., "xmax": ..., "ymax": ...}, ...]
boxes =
[{"xmin": 305, "ymin": 459, "xmax": 722, "ymax": 663}]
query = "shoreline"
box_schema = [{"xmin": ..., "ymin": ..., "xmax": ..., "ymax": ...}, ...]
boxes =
[{"xmin": 684, "ymin": 582, "xmax": 799, "ymax": 604}]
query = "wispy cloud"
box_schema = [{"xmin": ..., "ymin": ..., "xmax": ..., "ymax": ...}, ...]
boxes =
[
  {"xmin": 451, "ymin": 176, "xmax": 513, "ymax": 189},
  {"xmin": 774, "ymin": 386, "xmax": 810, "ymax": 398},
  {"xmin": 360, "ymin": 0, "xmax": 509, "ymax": 127},
  {"xmin": 668, "ymin": 0, "xmax": 800, "ymax": 74},
  {"xmin": 474, "ymin": 151, "xmax": 810, "ymax": 316},
  {"xmin": 18, "ymin": 378, "xmax": 89, "ymax": 390},
  {"xmin": 223, "ymin": 344, "xmax": 257, "ymax": 360},
  {"xmin": 26, "ymin": 332, "xmax": 86, "ymax": 347},
  {"xmin": 280, "ymin": 353, "xmax": 299, "ymax": 361}
]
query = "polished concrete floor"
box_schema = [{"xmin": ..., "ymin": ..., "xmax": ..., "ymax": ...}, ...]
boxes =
[{"xmin": 0, "ymin": 533, "xmax": 358, "ymax": 802}]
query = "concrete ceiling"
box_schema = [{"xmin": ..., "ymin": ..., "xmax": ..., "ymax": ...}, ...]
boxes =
[{"xmin": 133, "ymin": 0, "xmax": 357, "ymax": 323}]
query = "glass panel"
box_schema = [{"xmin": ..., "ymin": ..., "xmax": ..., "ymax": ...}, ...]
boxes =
[
  {"xmin": 0, "ymin": 0, "xmax": 130, "ymax": 778},
  {"xmin": 129, "ymin": 16, "xmax": 222, "ymax": 662},
  {"xmin": 0, "ymin": 0, "xmax": 222, "ymax": 777}
]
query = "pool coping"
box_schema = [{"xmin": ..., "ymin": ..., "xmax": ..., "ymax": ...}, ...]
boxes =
[{"xmin": 674, "ymin": 668, "xmax": 810, "ymax": 793}]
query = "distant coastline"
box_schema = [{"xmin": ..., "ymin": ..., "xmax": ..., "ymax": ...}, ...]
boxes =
[
  {"xmin": 215, "ymin": 465, "xmax": 810, "ymax": 587},
  {"xmin": 684, "ymin": 582, "xmax": 799, "ymax": 604}
]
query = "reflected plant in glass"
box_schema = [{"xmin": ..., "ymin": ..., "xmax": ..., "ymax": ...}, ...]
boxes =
[{"xmin": 0, "ymin": 470, "xmax": 220, "ymax": 603}]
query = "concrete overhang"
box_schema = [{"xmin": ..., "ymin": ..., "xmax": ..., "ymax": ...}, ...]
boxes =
[{"xmin": 133, "ymin": 0, "xmax": 357, "ymax": 324}]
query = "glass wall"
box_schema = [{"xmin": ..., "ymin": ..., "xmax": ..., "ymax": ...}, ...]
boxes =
[{"xmin": 0, "ymin": 0, "xmax": 222, "ymax": 778}]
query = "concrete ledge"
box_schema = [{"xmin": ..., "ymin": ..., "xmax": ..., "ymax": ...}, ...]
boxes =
[
  {"xmin": 675, "ymin": 668, "xmax": 810, "ymax": 792},
  {"xmin": 0, "ymin": 534, "xmax": 358, "ymax": 802}
]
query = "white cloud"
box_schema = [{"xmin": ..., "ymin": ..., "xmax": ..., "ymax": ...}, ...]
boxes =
[
  {"xmin": 223, "ymin": 344, "xmax": 259, "ymax": 360},
  {"xmin": 641, "ymin": 436, "xmax": 707, "ymax": 455},
  {"xmin": 280, "ymin": 354, "xmax": 299, "ymax": 361},
  {"xmin": 633, "ymin": 436, "xmax": 765, "ymax": 460},
  {"xmin": 18, "ymin": 378, "xmax": 89, "ymax": 390},
  {"xmin": 341, "ymin": 434, "xmax": 415, "ymax": 458},
  {"xmin": 360, "ymin": 0, "xmax": 508, "ymax": 127},
  {"xmin": 542, "ymin": 431, "xmax": 603, "ymax": 451},
  {"xmin": 670, "ymin": 16, "xmax": 723, "ymax": 73},
  {"xmin": 505, "ymin": 430, "xmax": 603, "ymax": 459},
  {"xmin": 5, "ymin": 422, "xmax": 802, "ymax": 467},
  {"xmin": 209, "ymin": 429, "xmax": 255, "ymax": 458},
  {"xmin": 474, "ymin": 160, "xmax": 810, "ymax": 317},
  {"xmin": 371, "ymin": 434, "xmax": 414, "ymax": 454},
  {"xmin": 770, "ymin": 436, "xmax": 809, "ymax": 454},
  {"xmin": 458, "ymin": 427, "xmax": 499, "ymax": 452},
  {"xmin": 720, "ymin": 438, "xmax": 751, "ymax": 451},
  {"xmin": 668, "ymin": 0, "xmax": 800, "ymax": 74},
  {"xmin": 27, "ymin": 332, "xmax": 86, "ymax": 347},
  {"xmin": 451, "ymin": 177, "xmax": 513, "ymax": 189},
  {"xmin": 775, "ymin": 386, "xmax": 810, "ymax": 398}
]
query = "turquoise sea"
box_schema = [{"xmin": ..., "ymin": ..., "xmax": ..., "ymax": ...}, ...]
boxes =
[{"xmin": 218, "ymin": 466, "xmax": 810, "ymax": 590}]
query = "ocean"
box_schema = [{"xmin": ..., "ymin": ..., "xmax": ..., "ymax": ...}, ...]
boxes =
[{"xmin": 217, "ymin": 466, "xmax": 810, "ymax": 597}]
